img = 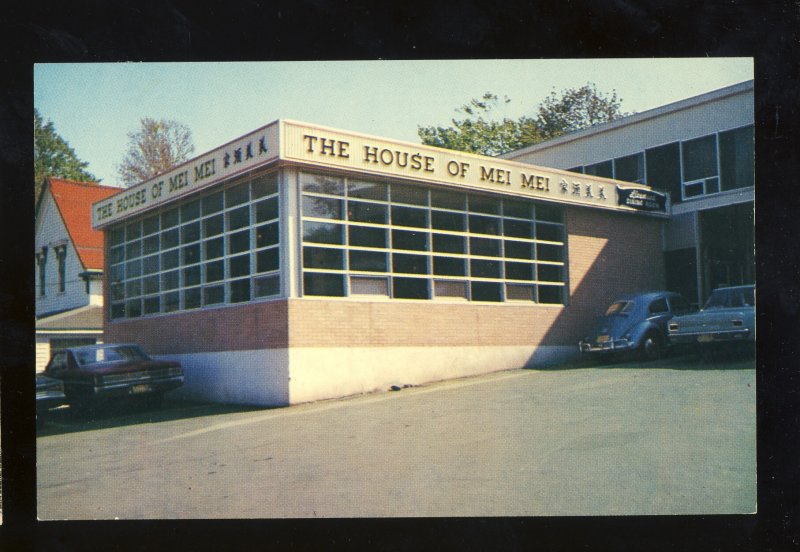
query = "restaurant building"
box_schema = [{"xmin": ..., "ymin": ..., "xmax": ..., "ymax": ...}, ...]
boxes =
[{"xmin": 93, "ymin": 120, "xmax": 668, "ymax": 406}]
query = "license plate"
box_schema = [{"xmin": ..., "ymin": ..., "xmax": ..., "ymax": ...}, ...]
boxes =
[
  {"xmin": 130, "ymin": 383, "xmax": 151, "ymax": 394},
  {"xmin": 596, "ymin": 335, "xmax": 610, "ymax": 344},
  {"xmin": 697, "ymin": 334, "xmax": 714, "ymax": 343}
]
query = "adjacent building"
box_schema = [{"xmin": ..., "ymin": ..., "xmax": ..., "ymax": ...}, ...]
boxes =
[
  {"xmin": 93, "ymin": 119, "xmax": 669, "ymax": 406},
  {"xmin": 35, "ymin": 178, "xmax": 120, "ymax": 371},
  {"xmin": 503, "ymin": 80, "xmax": 754, "ymax": 307}
]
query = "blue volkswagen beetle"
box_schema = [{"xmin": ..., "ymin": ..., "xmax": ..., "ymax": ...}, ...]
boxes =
[{"xmin": 579, "ymin": 291, "xmax": 692, "ymax": 360}]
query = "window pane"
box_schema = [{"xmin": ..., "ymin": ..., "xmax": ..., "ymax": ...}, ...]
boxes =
[
  {"xmin": 433, "ymin": 256, "xmax": 466, "ymax": 276},
  {"xmin": 111, "ymin": 303, "xmax": 125, "ymax": 319},
  {"xmin": 184, "ymin": 287, "xmax": 201, "ymax": 309},
  {"xmin": 349, "ymin": 225, "xmax": 386, "ymax": 248},
  {"xmin": 205, "ymin": 260, "xmax": 224, "ymax": 283},
  {"xmin": 182, "ymin": 244, "xmax": 200, "ymax": 265},
  {"xmin": 391, "ymin": 185, "xmax": 427, "ymax": 205},
  {"xmin": 682, "ymin": 135, "xmax": 717, "ymax": 181},
  {"xmin": 431, "ymin": 210, "xmax": 465, "ymax": 231},
  {"xmin": 162, "ymin": 270, "xmax": 179, "ymax": 291},
  {"xmin": 471, "ymin": 259, "xmax": 501, "ymax": 279},
  {"xmin": 504, "ymin": 219, "xmax": 532, "ymax": 239},
  {"xmin": 392, "ymin": 277, "xmax": 429, "ymax": 299},
  {"xmin": 204, "ymin": 285, "xmax": 225, "ymax": 305},
  {"xmin": 203, "ymin": 214, "xmax": 224, "ymax": 237},
  {"xmin": 143, "ymin": 235, "xmax": 159, "ymax": 255},
  {"xmin": 125, "ymin": 278, "xmax": 141, "ymax": 297},
  {"xmin": 538, "ymin": 264, "xmax": 562, "ymax": 282},
  {"xmin": 392, "ymin": 205, "xmax": 427, "ymax": 227},
  {"xmin": 181, "ymin": 200, "xmax": 200, "ymax": 222},
  {"xmin": 229, "ymin": 254, "xmax": 250, "ymax": 277},
  {"xmin": 393, "ymin": 253, "xmax": 428, "ymax": 274},
  {"xmin": 301, "ymin": 173, "xmax": 344, "ymax": 195},
  {"xmin": 226, "ymin": 182, "xmax": 250, "ymax": 206},
  {"xmin": 645, "ymin": 142, "xmax": 682, "ymax": 201},
  {"xmin": 584, "ymin": 160, "xmax": 613, "ymax": 178},
  {"xmin": 252, "ymin": 173, "xmax": 278, "ymax": 198},
  {"xmin": 537, "ymin": 244, "xmax": 563, "ymax": 262},
  {"xmin": 304, "ymin": 221, "xmax": 345, "ymax": 245},
  {"xmin": 142, "ymin": 215, "xmax": 159, "ymax": 235},
  {"xmin": 430, "ymin": 190, "xmax": 465, "ymax": 210},
  {"xmin": 162, "ymin": 249, "xmax": 179, "ymax": 270},
  {"xmin": 256, "ymin": 248, "xmax": 279, "ymax": 273},
  {"xmin": 161, "ymin": 209, "xmax": 179, "ymax": 229},
  {"xmin": 506, "ymin": 261, "xmax": 534, "ymax": 281},
  {"xmin": 434, "ymin": 280, "xmax": 467, "ymax": 299},
  {"xmin": 125, "ymin": 221, "xmax": 141, "ymax": 240},
  {"xmin": 143, "ymin": 275, "xmax": 160, "ymax": 295},
  {"xmin": 230, "ymin": 279, "xmax": 250, "ymax": 303},
  {"xmin": 303, "ymin": 247, "xmax": 344, "ymax": 270},
  {"xmin": 349, "ymin": 250, "xmax": 387, "ymax": 272},
  {"xmin": 126, "ymin": 299, "xmax": 142, "ymax": 317},
  {"xmin": 614, "ymin": 153, "xmax": 645, "ymax": 183},
  {"xmin": 432, "ymin": 234, "xmax": 465, "ymax": 254},
  {"xmin": 162, "ymin": 228, "xmax": 179, "ymax": 250},
  {"xmin": 684, "ymin": 181, "xmax": 704, "ymax": 198},
  {"xmin": 126, "ymin": 240, "xmax": 141, "ymax": 258},
  {"xmin": 126, "ymin": 259, "xmax": 141, "ymax": 278},
  {"xmin": 255, "ymin": 197, "xmax": 279, "ymax": 222},
  {"xmin": 110, "ymin": 245, "xmax": 125, "ymax": 264},
  {"xmin": 228, "ymin": 206, "xmax": 250, "ymax": 230},
  {"xmin": 205, "ymin": 237, "xmax": 224, "ymax": 260},
  {"xmin": 536, "ymin": 223, "xmax": 563, "ymax": 242},
  {"xmin": 538, "ymin": 285, "xmax": 563, "ymax": 305},
  {"xmin": 256, "ymin": 222, "xmax": 279, "ymax": 248},
  {"xmin": 348, "ymin": 201, "xmax": 387, "ymax": 224},
  {"xmin": 471, "ymin": 282, "xmax": 502, "ymax": 302},
  {"xmin": 470, "ymin": 237, "xmax": 500, "ymax": 257},
  {"xmin": 469, "ymin": 214, "xmax": 500, "ymax": 235},
  {"xmin": 229, "ymin": 230, "xmax": 250, "ymax": 254},
  {"xmin": 182, "ymin": 222, "xmax": 200, "ymax": 244},
  {"xmin": 254, "ymin": 275, "xmax": 280, "ymax": 297},
  {"xmin": 143, "ymin": 296, "xmax": 160, "ymax": 314},
  {"xmin": 202, "ymin": 191, "xmax": 224, "ymax": 214},
  {"xmin": 350, "ymin": 276, "xmax": 388, "ymax": 295},
  {"xmin": 503, "ymin": 199, "xmax": 531, "ymax": 219},
  {"xmin": 719, "ymin": 125, "xmax": 754, "ymax": 191},
  {"xmin": 348, "ymin": 180, "xmax": 387, "ymax": 201},
  {"xmin": 506, "ymin": 284, "xmax": 534, "ymax": 301},
  {"xmin": 303, "ymin": 196, "xmax": 343, "ymax": 219},
  {"xmin": 164, "ymin": 291, "xmax": 180, "ymax": 312},
  {"xmin": 142, "ymin": 255, "xmax": 159, "ymax": 275},
  {"xmin": 393, "ymin": 229, "xmax": 427, "ymax": 251},
  {"xmin": 183, "ymin": 266, "xmax": 201, "ymax": 287},
  {"xmin": 304, "ymin": 273, "xmax": 345, "ymax": 296},
  {"xmin": 109, "ymin": 228, "xmax": 124, "ymax": 247},
  {"xmin": 468, "ymin": 195, "xmax": 499, "ymax": 215}
]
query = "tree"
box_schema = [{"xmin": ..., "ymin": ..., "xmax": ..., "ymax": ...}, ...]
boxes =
[
  {"xmin": 34, "ymin": 108, "xmax": 98, "ymax": 200},
  {"xmin": 418, "ymin": 83, "xmax": 630, "ymax": 156},
  {"xmin": 118, "ymin": 117, "xmax": 194, "ymax": 187}
]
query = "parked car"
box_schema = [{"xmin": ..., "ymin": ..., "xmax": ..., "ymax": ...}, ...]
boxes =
[
  {"xmin": 42, "ymin": 344, "xmax": 184, "ymax": 411},
  {"xmin": 668, "ymin": 285, "xmax": 755, "ymax": 352},
  {"xmin": 36, "ymin": 373, "xmax": 67, "ymax": 416},
  {"xmin": 579, "ymin": 291, "xmax": 692, "ymax": 360}
]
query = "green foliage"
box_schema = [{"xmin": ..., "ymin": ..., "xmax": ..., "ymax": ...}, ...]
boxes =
[
  {"xmin": 118, "ymin": 117, "xmax": 194, "ymax": 187},
  {"xmin": 418, "ymin": 84, "xmax": 630, "ymax": 156},
  {"xmin": 34, "ymin": 109, "xmax": 97, "ymax": 200}
]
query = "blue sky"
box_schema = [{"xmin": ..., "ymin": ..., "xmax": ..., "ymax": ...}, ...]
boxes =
[{"xmin": 34, "ymin": 59, "xmax": 753, "ymax": 187}]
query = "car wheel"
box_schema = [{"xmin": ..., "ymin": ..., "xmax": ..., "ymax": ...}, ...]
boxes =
[{"xmin": 639, "ymin": 332, "xmax": 662, "ymax": 361}]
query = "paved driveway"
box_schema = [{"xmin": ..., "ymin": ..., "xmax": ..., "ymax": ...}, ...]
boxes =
[{"xmin": 37, "ymin": 355, "xmax": 756, "ymax": 519}]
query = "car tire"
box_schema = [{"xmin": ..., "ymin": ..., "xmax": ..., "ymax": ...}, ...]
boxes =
[{"xmin": 639, "ymin": 332, "xmax": 662, "ymax": 361}]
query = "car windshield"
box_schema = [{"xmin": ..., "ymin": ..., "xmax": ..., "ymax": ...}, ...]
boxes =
[
  {"xmin": 75, "ymin": 346, "xmax": 149, "ymax": 366},
  {"xmin": 604, "ymin": 301, "xmax": 635, "ymax": 316}
]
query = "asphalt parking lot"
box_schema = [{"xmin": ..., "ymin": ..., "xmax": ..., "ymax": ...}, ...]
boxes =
[{"xmin": 37, "ymin": 352, "xmax": 756, "ymax": 519}]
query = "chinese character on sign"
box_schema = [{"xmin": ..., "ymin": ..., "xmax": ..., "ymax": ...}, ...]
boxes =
[
  {"xmin": 223, "ymin": 153, "xmax": 231, "ymax": 168},
  {"xmin": 560, "ymin": 179, "xmax": 569, "ymax": 194},
  {"xmin": 585, "ymin": 184, "xmax": 593, "ymax": 198},
  {"xmin": 572, "ymin": 183, "xmax": 581, "ymax": 196},
  {"xmin": 259, "ymin": 137, "xmax": 268, "ymax": 154},
  {"xmin": 233, "ymin": 148, "xmax": 242, "ymax": 164},
  {"xmin": 246, "ymin": 143, "xmax": 254, "ymax": 160},
  {"xmin": 598, "ymin": 186, "xmax": 606, "ymax": 200}
]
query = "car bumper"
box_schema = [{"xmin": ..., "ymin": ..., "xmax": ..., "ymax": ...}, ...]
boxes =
[
  {"xmin": 91, "ymin": 376, "xmax": 185, "ymax": 398},
  {"xmin": 669, "ymin": 328, "xmax": 752, "ymax": 344},
  {"xmin": 36, "ymin": 390, "xmax": 67, "ymax": 412},
  {"xmin": 579, "ymin": 339, "xmax": 637, "ymax": 354}
]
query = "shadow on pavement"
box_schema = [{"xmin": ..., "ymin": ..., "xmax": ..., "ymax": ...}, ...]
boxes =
[
  {"xmin": 532, "ymin": 348, "xmax": 756, "ymax": 372},
  {"xmin": 36, "ymin": 397, "xmax": 268, "ymax": 438}
]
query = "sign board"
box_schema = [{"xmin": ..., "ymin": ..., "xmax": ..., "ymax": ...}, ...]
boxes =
[{"xmin": 94, "ymin": 119, "xmax": 666, "ymax": 229}]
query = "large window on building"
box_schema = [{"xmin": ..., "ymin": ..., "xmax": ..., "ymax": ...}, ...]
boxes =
[
  {"xmin": 719, "ymin": 125, "xmax": 754, "ymax": 191},
  {"xmin": 300, "ymin": 172, "xmax": 567, "ymax": 304},
  {"xmin": 107, "ymin": 171, "xmax": 280, "ymax": 320},
  {"xmin": 681, "ymin": 134, "xmax": 719, "ymax": 199}
]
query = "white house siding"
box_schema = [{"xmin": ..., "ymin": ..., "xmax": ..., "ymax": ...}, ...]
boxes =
[
  {"xmin": 504, "ymin": 85, "xmax": 753, "ymax": 170},
  {"xmin": 35, "ymin": 337, "xmax": 51, "ymax": 373},
  {"xmin": 35, "ymin": 192, "xmax": 92, "ymax": 317}
]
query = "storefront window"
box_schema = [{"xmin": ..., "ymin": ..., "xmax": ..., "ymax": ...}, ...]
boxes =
[
  {"xmin": 108, "ymin": 171, "xmax": 280, "ymax": 320},
  {"xmin": 299, "ymin": 172, "xmax": 567, "ymax": 304}
]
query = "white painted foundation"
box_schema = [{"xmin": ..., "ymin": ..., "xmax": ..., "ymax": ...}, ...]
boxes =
[{"xmin": 158, "ymin": 345, "xmax": 575, "ymax": 406}]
